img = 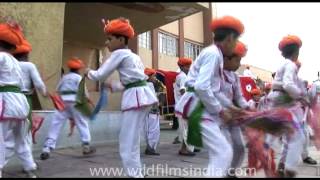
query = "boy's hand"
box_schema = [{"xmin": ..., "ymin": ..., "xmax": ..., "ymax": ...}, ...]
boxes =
[{"xmin": 84, "ymin": 68, "xmax": 90, "ymax": 76}]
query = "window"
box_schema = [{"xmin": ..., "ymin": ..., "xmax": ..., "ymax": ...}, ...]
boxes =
[
  {"xmin": 138, "ymin": 31, "xmax": 151, "ymax": 49},
  {"xmin": 184, "ymin": 41, "xmax": 203, "ymax": 60},
  {"xmin": 158, "ymin": 32, "xmax": 178, "ymax": 57}
]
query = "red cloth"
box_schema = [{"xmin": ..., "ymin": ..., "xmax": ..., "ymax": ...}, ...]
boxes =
[
  {"xmin": 31, "ymin": 113, "xmax": 44, "ymax": 144},
  {"xmin": 103, "ymin": 18, "xmax": 135, "ymax": 39},
  {"xmin": 156, "ymin": 69, "xmax": 178, "ymax": 106},
  {"xmin": 49, "ymin": 93, "xmax": 65, "ymax": 111},
  {"xmin": 234, "ymin": 41, "xmax": 247, "ymax": 57},
  {"xmin": 278, "ymin": 35, "xmax": 302, "ymax": 51},
  {"xmin": 210, "ymin": 16, "xmax": 244, "ymax": 34},
  {"xmin": 0, "ymin": 23, "xmax": 24, "ymax": 46},
  {"xmin": 177, "ymin": 57, "xmax": 192, "ymax": 66},
  {"xmin": 67, "ymin": 58, "xmax": 85, "ymax": 69},
  {"xmin": 144, "ymin": 68, "xmax": 156, "ymax": 76},
  {"xmin": 13, "ymin": 38, "xmax": 32, "ymax": 54},
  {"xmin": 245, "ymin": 128, "xmax": 278, "ymax": 177},
  {"xmin": 239, "ymin": 76, "xmax": 257, "ymax": 101}
]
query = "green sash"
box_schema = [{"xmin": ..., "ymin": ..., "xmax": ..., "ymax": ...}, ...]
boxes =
[{"xmin": 124, "ymin": 80, "xmax": 147, "ymax": 90}]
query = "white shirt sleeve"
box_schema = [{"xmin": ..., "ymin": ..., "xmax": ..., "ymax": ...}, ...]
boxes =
[
  {"xmin": 194, "ymin": 53, "xmax": 223, "ymax": 115},
  {"xmin": 29, "ymin": 63, "xmax": 47, "ymax": 95},
  {"xmin": 88, "ymin": 51, "xmax": 123, "ymax": 82},
  {"xmin": 282, "ymin": 63, "xmax": 302, "ymax": 99}
]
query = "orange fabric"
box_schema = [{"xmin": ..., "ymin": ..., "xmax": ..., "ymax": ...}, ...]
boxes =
[
  {"xmin": 103, "ymin": 18, "xmax": 135, "ymax": 39},
  {"xmin": 251, "ymin": 88, "xmax": 261, "ymax": 96},
  {"xmin": 234, "ymin": 41, "xmax": 247, "ymax": 57},
  {"xmin": 210, "ymin": 16, "xmax": 244, "ymax": 34},
  {"xmin": 278, "ymin": 35, "xmax": 302, "ymax": 51},
  {"xmin": 13, "ymin": 38, "xmax": 32, "ymax": 54},
  {"xmin": 67, "ymin": 58, "xmax": 85, "ymax": 69},
  {"xmin": 177, "ymin": 57, "xmax": 192, "ymax": 66},
  {"xmin": 0, "ymin": 23, "xmax": 24, "ymax": 46},
  {"xmin": 144, "ymin": 68, "xmax": 156, "ymax": 76}
]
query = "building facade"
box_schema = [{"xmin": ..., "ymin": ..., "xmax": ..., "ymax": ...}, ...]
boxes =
[{"xmin": 0, "ymin": 2, "xmax": 211, "ymax": 110}]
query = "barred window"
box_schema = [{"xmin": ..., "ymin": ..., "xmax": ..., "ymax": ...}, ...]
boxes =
[
  {"xmin": 138, "ymin": 31, "xmax": 151, "ymax": 49},
  {"xmin": 184, "ymin": 41, "xmax": 203, "ymax": 60},
  {"xmin": 158, "ymin": 32, "xmax": 178, "ymax": 57}
]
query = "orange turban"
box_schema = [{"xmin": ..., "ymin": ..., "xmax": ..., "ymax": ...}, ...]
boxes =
[
  {"xmin": 13, "ymin": 38, "xmax": 32, "ymax": 54},
  {"xmin": 278, "ymin": 35, "xmax": 302, "ymax": 51},
  {"xmin": 67, "ymin": 58, "xmax": 85, "ymax": 69},
  {"xmin": 177, "ymin": 57, "xmax": 192, "ymax": 66},
  {"xmin": 233, "ymin": 41, "xmax": 247, "ymax": 57},
  {"xmin": 0, "ymin": 22, "xmax": 24, "ymax": 46},
  {"xmin": 144, "ymin": 68, "xmax": 156, "ymax": 76},
  {"xmin": 211, "ymin": 16, "xmax": 244, "ymax": 35},
  {"xmin": 103, "ymin": 18, "xmax": 135, "ymax": 39},
  {"xmin": 250, "ymin": 88, "xmax": 261, "ymax": 96}
]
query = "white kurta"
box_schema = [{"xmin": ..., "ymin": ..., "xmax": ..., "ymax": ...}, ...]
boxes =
[
  {"xmin": 175, "ymin": 44, "xmax": 232, "ymax": 177},
  {"xmin": 217, "ymin": 70, "xmax": 248, "ymax": 170},
  {"xmin": 56, "ymin": 72, "xmax": 89, "ymax": 102},
  {"xmin": 18, "ymin": 61, "xmax": 46, "ymax": 95},
  {"xmin": 175, "ymin": 44, "xmax": 225, "ymax": 121},
  {"xmin": 87, "ymin": 48, "xmax": 157, "ymax": 178},
  {"xmin": 173, "ymin": 71, "xmax": 187, "ymax": 105},
  {"xmin": 0, "ymin": 52, "xmax": 29, "ymax": 120},
  {"xmin": 173, "ymin": 71, "xmax": 194, "ymax": 151},
  {"xmin": 268, "ymin": 59, "xmax": 305, "ymax": 172},
  {"xmin": 144, "ymin": 82, "xmax": 160, "ymax": 150},
  {"xmin": 0, "ymin": 52, "xmax": 35, "ymax": 171}
]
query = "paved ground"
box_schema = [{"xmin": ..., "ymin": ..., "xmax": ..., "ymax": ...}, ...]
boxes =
[{"xmin": 2, "ymin": 127, "xmax": 320, "ymax": 178}]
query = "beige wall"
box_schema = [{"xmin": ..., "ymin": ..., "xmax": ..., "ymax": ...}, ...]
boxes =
[
  {"xmin": 158, "ymin": 54, "xmax": 179, "ymax": 71},
  {"xmin": 62, "ymin": 43, "xmax": 123, "ymax": 111},
  {"xmin": 237, "ymin": 65, "xmax": 273, "ymax": 82},
  {"xmin": 159, "ymin": 21, "xmax": 179, "ymax": 35},
  {"xmin": 139, "ymin": 47, "xmax": 153, "ymax": 68},
  {"xmin": 98, "ymin": 48, "xmax": 122, "ymax": 111},
  {"xmin": 184, "ymin": 12, "xmax": 204, "ymax": 43},
  {"xmin": 62, "ymin": 42, "xmax": 99, "ymax": 92},
  {"xmin": 0, "ymin": 3, "xmax": 65, "ymax": 109}
]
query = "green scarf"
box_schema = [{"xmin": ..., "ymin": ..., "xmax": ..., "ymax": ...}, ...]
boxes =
[{"xmin": 75, "ymin": 76, "xmax": 93, "ymax": 117}]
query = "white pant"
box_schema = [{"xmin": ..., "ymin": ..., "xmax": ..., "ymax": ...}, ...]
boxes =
[
  {"xmin": 301, "ymin": 123, "xmax": 311, "ymax": 160},
  {"xmin": 201, "ymin": 120, "xmax": 233, "ymax": 177},
  {"xmin": 279, "ymin": 107, "xmax": 305, "ymax": 171},
  {"xmin": 119, "ymin": 107, "xmax": 151, "ymax": 178},
  {"xmin": 144, "ymin": 113, "xmax": 160, "ymax": 150},
  {"xmin": 0, "ymin": 120, "xmax": 37, "ymax": 171},
  {"xmin": 222, "ymin": 126, "xmax": 245, "ymax": 169},
  {"xmin": 43, "ymin": 102, "xmax": 91, "ymax": 152},
  {"xmin": 178, "ymin": 117, "xmax": 194, "ymax": 152}
]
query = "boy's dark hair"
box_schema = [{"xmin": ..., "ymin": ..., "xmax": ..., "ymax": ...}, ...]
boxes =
[
  {"xmin": 114, "ymin": 34, "xmax": 129, "ymax": 45},
  {"xmin": 281, "ymin": 44, "xmax": 299, "ymax": 59},
  {"xmin": 14, "ymin": 53, "xmax": 29, "ymax": 62},
  {"xmin": 213, "ymin": 28, "xmax": 240, "ymax": 42},
  {"xmin": 0, "ymin": 40, "xmax": 16, "ymax": 51},
  {"xmin": 70, "ymin": 68, "xmax": 79, "ymax": 73}
]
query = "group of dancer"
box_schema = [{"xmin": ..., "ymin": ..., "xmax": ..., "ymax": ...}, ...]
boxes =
[{"xmin": 0, "ymin": 13, "xmax": 319, "ymax": 178}]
